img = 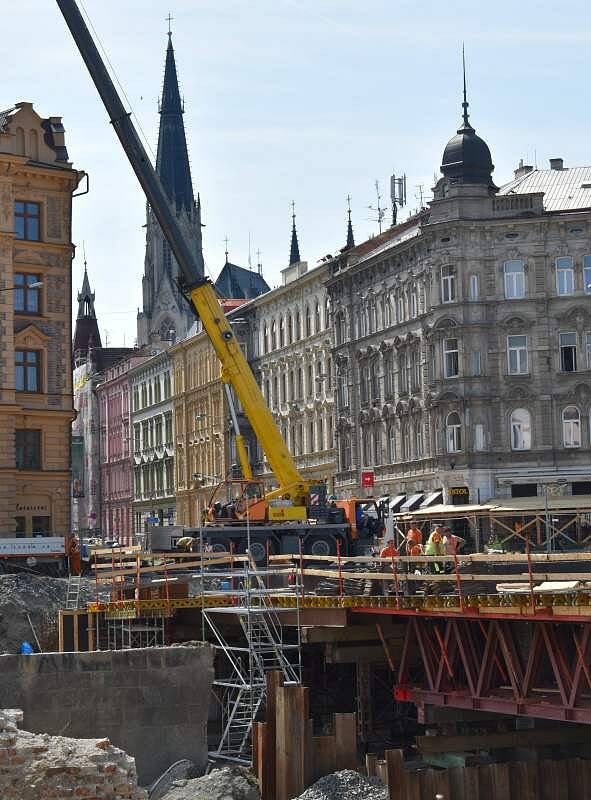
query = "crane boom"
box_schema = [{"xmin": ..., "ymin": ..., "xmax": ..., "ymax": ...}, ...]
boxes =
[{"xmin": 56, "ymin": 0, "xmax": 309, "ymax": 505}]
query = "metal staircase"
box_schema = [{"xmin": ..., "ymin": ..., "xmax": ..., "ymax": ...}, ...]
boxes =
[{"xmin": 204, "ymin": 571, "xmax": 301, "ymax": 763}]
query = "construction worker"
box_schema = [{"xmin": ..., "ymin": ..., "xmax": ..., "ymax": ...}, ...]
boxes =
[
  {"xmin": 406, "ymin": 521, "xmax": 423, "ymax": 547},
  {"xmin": 425, "ymin": 528, "xmax": 445, "ymax": 575},
  {"xmin": 379, "ymin": 537, "xmax": 399, "ymax": 559},
  {"xmin": 443, "ymin": 528, "xmax": 465, "ymax": 556}
]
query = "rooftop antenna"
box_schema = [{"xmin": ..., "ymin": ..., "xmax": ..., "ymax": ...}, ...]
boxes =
[
  {"xmin": 224, "ymin": 235, "xmax": 229, "ymax": 265},
  {"xmin": 256, "ymin": 249, "xmax": 262, "ymax": 276},
  {"xmin": 248, "ymin": 231, "xmax": 252, "ymax": 271},
  {"xmin": 367, "ymin": 179, "xmax": 386, "ymax": 234},
  {"xmin": 390, "ymin": 172, "xmax": 407, "ymax": 225},
  {"xmin": 415, "ymin": 184, "xmax": 425, "ymax": 208}
]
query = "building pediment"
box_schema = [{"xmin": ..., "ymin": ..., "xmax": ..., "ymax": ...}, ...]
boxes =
[
  {"xmin": 501, "ymin": 315, "xmax": 530, "ymax": 330},
  {"xmin": 505, "ymin": 384, "xmax": 534, "ymax": 401},
  {"xmin": 433, "ymin": 316, "xmax": 459, "ymax": 330},
  {"xmin": 14, "ymin": 324, "xmax": 50, "ymax": 348},
  {"xmin": 556, "ymin": 306, "xmax": 591, "ymax": 326}
]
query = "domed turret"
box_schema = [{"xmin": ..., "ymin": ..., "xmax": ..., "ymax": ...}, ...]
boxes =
[{"xmin": 440, "ymin": 52, "xmax": 495, "ymax": 188}]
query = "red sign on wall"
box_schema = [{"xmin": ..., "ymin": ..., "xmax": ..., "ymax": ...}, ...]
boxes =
[{"xmin": 361, "ymin": 470, "xmax": 375, "ymax": 488}]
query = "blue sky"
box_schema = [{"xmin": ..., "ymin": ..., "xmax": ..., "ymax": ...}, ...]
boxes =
[{"xmin": 4, "ymin": 1, "xmax": 591, "ymax": 344}]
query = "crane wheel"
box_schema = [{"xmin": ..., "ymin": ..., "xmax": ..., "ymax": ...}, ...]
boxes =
[{"xmin": 305, "ymin": 534, "xmax": 337, "ymax": 558}]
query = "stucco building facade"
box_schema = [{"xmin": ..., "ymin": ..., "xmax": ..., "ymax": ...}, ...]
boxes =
[
  {"xmin": 97, "ymin": 355, "xmax": 147, "ymax": 544},
  {"xmin": 328, "ymin": 94, "xmax": 591, "ymax": 507},
  {"xmin": 0, "ymin": 102, "xmax": 82, "ymax": 537},
  {"xmin": 130, "ymin": 350, "xmax": 176, "ymax": 533}
]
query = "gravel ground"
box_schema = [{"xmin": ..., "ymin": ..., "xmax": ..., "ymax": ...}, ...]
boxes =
[
  {"xmin": 0, "ymin": 574, "xmax": 98, "ymax": 654},
  {"xmin": 294, "ymin": 770, "xmax": 387, "ymax": 800},
  {"xmin": 160, "ymin": 766, "xmax": 261, "ymax": 800}
]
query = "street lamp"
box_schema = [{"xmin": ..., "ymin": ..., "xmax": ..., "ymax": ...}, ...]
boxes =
[{"xmin": 0, "ymin": 281, "xmax": 43, "ymax": 292}]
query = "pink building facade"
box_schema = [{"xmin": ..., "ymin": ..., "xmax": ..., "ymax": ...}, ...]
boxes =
[{"xmin": 97, "ymin": 355, "xmax": 148, "ymax": 545}]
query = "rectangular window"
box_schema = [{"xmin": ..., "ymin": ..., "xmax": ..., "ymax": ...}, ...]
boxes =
[
  {"xmin": 504, "ymin": 260, "xmax": 526, "ymax": 299},
  {"xmin": 471, "ymin": 350, "xmax": 482, "ymax": 376},
  {"xmin": 443, "ymin": 338, "xmax": 459, "ymax": 378},
  {"xmin": 15, "ymin": 430, "xmax": 41, "ymax": 470},
  {"xmin": 474, "ymin": 423, "xmax": 486, "ymax": 451},
  {"xmin": 584, "ymin": 255, "xmax": 591, "ymax": 294},
  {"xmin": 507, "ymin": 335, "xmax": 528, "ymax": 374},
  {"xmin": 14, "ymin": 273, "xmax": 41, "ymax": 314},
  {"xmin": 441, "ymin": 266, "xmax": 456, "ymax": 303},
  {"xmin": 586, "ymin": 333, "xmax": 591, "ymax": 369},
  {"xmin": 133, "ymin": 424, "xmax": 141, "ymax": 453},
  {"xmin": 32, "ymin": 516, "xmax": 50, "ymax": 535},
  {"xmin": 556, "ymin": 257, "xmax": 574, "ymax": 296},
  {"xmin": 560, "ymin": 332, "xmax": 577, "ymax": 372},
  {"xmin": 155, "ymin": 417, "xmax": 163, "ymax": 447},
  {"xmin": 164, "ymin": 412, "xmax": 173, "ymax": 444},
  {"xmin": 14, "ymin": 201, "xmax": 40, "ymax": 241},
  {"xmin": 469, "ymin": 274, "xmax": 479, "ymax": 301},
  {"xmin": 15, "ymin": 350, "xmax": 40, "ymax": 392}
]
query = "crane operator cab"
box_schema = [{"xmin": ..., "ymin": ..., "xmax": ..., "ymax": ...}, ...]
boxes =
[
  {"xmin": 206, "ymin": 479, "xmax": 268, "ymax": 524},
  {"xmin": 335, "ymin": 497, "xmax": 387, "ymax": 542}
]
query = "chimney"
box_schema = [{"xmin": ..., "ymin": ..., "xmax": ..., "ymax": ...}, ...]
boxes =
[
  {"xmin": 549, "ymin": 158, "xmax": 564, "ymax": 171},
  {"xmin": 514, "ymin": 158, "xmax": 534, "ymax": 179}
]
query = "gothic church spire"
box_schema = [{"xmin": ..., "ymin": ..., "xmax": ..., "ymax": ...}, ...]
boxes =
[
  {"xmin": 289, "ymin": 202, "xmax": 301, "ymax": 265},
  {"xmin": 156, "ymin": 31, "xmax": 194, "ymax": 215}
]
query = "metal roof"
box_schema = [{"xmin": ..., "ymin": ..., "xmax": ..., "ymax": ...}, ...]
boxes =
[
  {"xmin": 499, "ymin": 166, "xmax": 591, "ymax": 212},
  {"xmin": 394, "ymin": 494, "xmax": 591, "ymax": 519}
]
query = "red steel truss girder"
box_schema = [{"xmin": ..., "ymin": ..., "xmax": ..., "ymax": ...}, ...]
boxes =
[{"xmin": 395, "ymin": 616, "xmax": 591, "ymax": 724}]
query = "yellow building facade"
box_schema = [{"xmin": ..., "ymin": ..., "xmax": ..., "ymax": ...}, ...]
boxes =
[
  {"xmin": 0, "ymin": 102, "xmax": 83, "ymax": 537},
  {"xmin": 171, "ymin": 327, "xmax": 226, "ymax": 527}
]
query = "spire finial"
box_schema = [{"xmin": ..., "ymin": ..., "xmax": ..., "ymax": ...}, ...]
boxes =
[
  {"xmin": 82, "ymin": 240, "xmax": 88, "ymax": 273},
  {"xmin": 224, "ymin": 235, "xmax": 229, "ymax": 265},
  {"xmin": 461, "ymin": 43, "xmax": 470, "ymax": 129},
  {"xmin": 344, "ymin": 195, "xmax": 355, "ymax": 250},
  {"xmin": 166, "ymin": 13, "xmax": 173, "ymax": 36},
  {"xmin": 289, "ymin": 201, "xmax": 300, "ymax": 265}
]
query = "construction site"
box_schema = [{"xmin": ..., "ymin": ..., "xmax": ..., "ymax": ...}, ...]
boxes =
[{"xmin": 3, "ymin": 1, "xmax": 591, "ymax": 798}]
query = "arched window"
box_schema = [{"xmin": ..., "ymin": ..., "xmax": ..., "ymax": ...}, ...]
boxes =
[
  {"xmin": 324, "ymin": 297, "xmax": 330, "ymax": 329},
  {"xmin": 410, "ymin": 287, "xmax": 418, "ymax": 318},
  {"xmin": 297, "ymin": 367, "xmax": 304, "ymax": 399},
  {"xmin": 397, "ymin": 294, "xmax": 405, "ymax": 322},
  {"xmin": 270, "ymin": 320, "xmax": 277, "ymax": 350},
  {"xmin": 295, "ymin": 311, "xmax": 301, "ymax": 340},
  {"xmin": 315, "ymin": 302, "xmax": 321, "ymax": 333},
  {"xmin": 373, "ymin": 425, "xmax": 382, "ymax": 464},
  {"xmin": 340, "ymin": 430, "xmax": 352, "ymax": 470},
  {"xmin": 563, "ymin": 406, "xmax": 581, "ymax": 448},
  {"xmin": 414, "ymin": 419, "xmax": 423, "ymax": 458},
  {"xmin": 305, "ymin": 305, "xmax": 312, "ymax": 338},
  {"xmin": 368, "ymin": 300, "xmax": 377, "ymax": 333},
  {"xmin": 279, "ymin": 317, "xmax": 285, "ymax": 348},
  {"xmin": 336, "ymin": 312, "xmax": 347, "ymax": 345},
  {"xmin": 510, "ymin": 408, "xmax": 531, "ymax": 450},
  {"xmin": 307, "ymin": 364, "xmax": 313, "ymax": 397},
  {"xmin": 446, "ymin": 411, "xmax": 462, "ymax": 453},
  {"xmin": 383, "ymin": 296, "xmax": 392, "ymax": 328},
  {"xmin": 360, "ymin": 364, "xmax": 370, "ymax": 403},
  {"xmin": 288, "ymin": 370, "xmax": 295, "ymax": 400},
  {"xmin": 287, "ymin": 314, "xmax": 293, "ymax": 345},
  {"xmin": 263, "ymin": 324, "xmax": 269, "ymax": 354},
  {"xmin": 469, "ymin": 274, "xmax": 479, "ymax": 301}
]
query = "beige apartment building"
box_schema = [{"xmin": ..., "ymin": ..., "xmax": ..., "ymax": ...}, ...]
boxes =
[{"xmin": 0, "ymin": 102, "xmax": 82, "ymax": 536}]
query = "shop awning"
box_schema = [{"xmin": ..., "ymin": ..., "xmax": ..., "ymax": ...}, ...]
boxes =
[
  {"xmin": 389, "ymin": 494, "xmax": 406, "ymax": 513},
  {"xmin": 420, "ymin": 490, "xmax": 443, "ymax": 509},
  {"xmin": 399, "ymin": 493, "xmax": 424, "ymax": 513}
]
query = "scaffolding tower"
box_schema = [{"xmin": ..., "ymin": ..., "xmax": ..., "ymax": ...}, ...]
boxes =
[{"xmin": 204, "ymin": 564, "xmax": 302, "ymax": 763}]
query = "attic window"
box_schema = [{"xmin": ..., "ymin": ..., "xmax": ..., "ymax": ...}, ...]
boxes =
[
  {"xmin": 570, "ymin": 227, "xmax": 583, "ymax": 234},
  {"xmin": 505, "ymin": 233, "xmax": 519, "ymax": 239},
  {"xmin": 581, "ymin": 183, "xmax": 591, "ymax": 189},
  {"xmin": 440, "ymin": 237, "xmax": 450, "ymax": 243}
]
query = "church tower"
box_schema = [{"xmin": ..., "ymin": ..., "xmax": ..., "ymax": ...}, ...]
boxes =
[
  {"xmin": 136, "ymin": 28, "xmax": 204, "ymax": 347},
  {"xmin": 73, "ymin": 263, "xmax": 102, "ymax": 366}
]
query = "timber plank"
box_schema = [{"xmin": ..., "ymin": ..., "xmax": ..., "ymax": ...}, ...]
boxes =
[
  {"xmin": 365, "ymin": 753, "xmax": 378, "ymax": 778},
  {"xmin": 312, "ymin": 736, "xmax": 336, "ymax": 783},
  {"xmin": 385, "ymin": 749, "xmax": 404, "ymax": 800},
  {"xmin": 335, "ymin": 713, "xmax": 357, "ymax": 770},
  {"xmin": 448, "ymin": 767, "xmax": 465, "ymax": 800}
]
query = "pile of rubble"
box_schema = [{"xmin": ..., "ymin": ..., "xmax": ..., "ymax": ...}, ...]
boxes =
[
  {"xmin": 0, "ymin": 708, "xmax": 147, "ymax": 800},
  {"xmin": 160, "ymin": 766, "xmax": 261, "ymax": 800},
  {"xmin": 0, "ymin": 574, "xmax": 96, "ymax": 653},
  {"xmin": 294, "ymin": 770, "xmax": 388, "ymax": 800}
]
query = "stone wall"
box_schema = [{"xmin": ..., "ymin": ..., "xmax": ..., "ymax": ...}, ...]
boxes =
[
  {"xmin": 0, "ymin": 644, "xmax": 214, "ymax": 785},
  {"xmin": 0, "ymin": 707, "xmax": 147, "ymax": 800}
]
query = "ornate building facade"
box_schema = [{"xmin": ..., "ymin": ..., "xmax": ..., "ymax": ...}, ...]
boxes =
[
  {"xmin": 0, "ymin": 101, "xmax": 82, "ymax": 537},
  {"xmin": 96, "ymin": 354, "xmax": 148, "ymax": 544},
  {"xmin": 130, "ymin": 350, "xmax": 176, "ymax": 533},
  {"xmin": 245, "ymin": 219, "xmax": 336, "ymax": 489},
  {"xmin": 328, "ymin": 92, "xmax": 591, "ymax": 506},
  {"xmin": 136, "ymin": 31, "xmax": 203, "ymax": 347}
]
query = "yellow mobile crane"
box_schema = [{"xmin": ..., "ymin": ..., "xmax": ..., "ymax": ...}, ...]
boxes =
[{"xmin": 56, "ymin": 0, "xmax": 387, "ymax": 560}]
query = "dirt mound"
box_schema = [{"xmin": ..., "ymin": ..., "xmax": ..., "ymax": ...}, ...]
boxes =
[{"xmin": 0, "ymin": 574, "xmax": 96, "ymax": 653}]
